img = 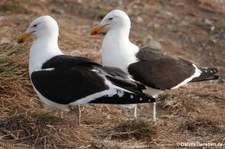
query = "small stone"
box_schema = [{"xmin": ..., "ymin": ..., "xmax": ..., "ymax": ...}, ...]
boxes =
[
  {"xmin": 203, "ymin": 18, "xmax": 213, "ymax": 26},
  {"xmin": 0, "ymin": 16, "xmax": 5, "ymax": 21},
  {"xmin": 210, "ymin": 26, "xmax": 215, "ymax": 31},
  {"xmin": 118, "ymin": 1, "xmax": 123, "ymax": 6},
  {"xmin": 137, "ymin": 16, "xmax": 143, "ymax": 23},
  {"xmin": 164, "ymin": 11, "xmax": 174, "ymax": 18},
  {"xmin": 0, "ymin": 53, "xmax": 6, "ymax": 59},
  {"xmin": 147, "ymin": 39, "xmax": 161, "ymax": 50},
  {"xmin": 1, "ymin": 37, "xmax": 11, "ymax": 45},
  {"xmin": 51, "ymin": 8, "xmax": 64, "ymax": 14},
  {"xmin": 77, "ymin": 0, "xmax": 82, "ymax": 3}
]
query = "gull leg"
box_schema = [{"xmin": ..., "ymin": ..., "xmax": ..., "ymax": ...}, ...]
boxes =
[
  {"xmin": 134, "ymin": 105, "xmax": 137, "ymax": 119},
  {"xmin": 78, "ymin": 105, "xmax": 81, "ymax": 125},
  {"xmin": 153, "ymin": 102, "xmax": 156, "ymax": 123}
]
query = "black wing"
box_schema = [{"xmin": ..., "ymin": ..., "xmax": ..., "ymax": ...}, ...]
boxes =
[
  {"xmin": 97, "ymin": 66, "xmax": 147, "ymax": 91},
  {"xmin": 32, "ymin": 63, "xmax": 107, "ymax": 104},
  {"xmin": 32, "ymin": 55, "xmax": 155, "ymax": 105},
  {"xmin": 128, "ymin": 48, "xmax": 196, "ymax": 89}
]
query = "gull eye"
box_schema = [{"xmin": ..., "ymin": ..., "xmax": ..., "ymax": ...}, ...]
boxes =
[
  {"xmin": 108, "ymin": 18, "xmax": 113, "ymax": 21},
  {"xmin": 33, "ymin": 24, "xmax": 37, "ymax": 27}
]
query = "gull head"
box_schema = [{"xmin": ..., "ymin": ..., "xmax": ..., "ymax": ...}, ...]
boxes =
[
  {"xmin": 91, "ymin": 10, "xmax": 131, "ymax": 35},
  {"xmin": 17, "ymin": 16, "xmax": 59, "ymax": 43}
]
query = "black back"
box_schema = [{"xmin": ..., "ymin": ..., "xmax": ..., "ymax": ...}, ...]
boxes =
[{"xmin": 128, "ymin": 48, "xmax": 195, "ymax": 89}]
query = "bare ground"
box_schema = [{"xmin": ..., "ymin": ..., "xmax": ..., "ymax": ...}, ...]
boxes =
[{"xmin": 0, "ymin": 0, "xmax": 225, "ymax": 148}]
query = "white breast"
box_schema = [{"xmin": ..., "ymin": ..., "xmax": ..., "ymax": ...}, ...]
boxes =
[{"xmin": 101, "ymin": 37, "xmax": 139, "ymax": 72}]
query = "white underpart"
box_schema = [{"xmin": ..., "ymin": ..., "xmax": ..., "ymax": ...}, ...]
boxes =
[
  {"xmin": 172, "ymin": 64, "xmax": 202, "ymax": 89},
  {"xmin": 101, "ymin": 29, "xmax": 139, "ymax": 73}
]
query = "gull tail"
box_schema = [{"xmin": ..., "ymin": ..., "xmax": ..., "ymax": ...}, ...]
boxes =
[{"xmin": 191, "ymin": 67, "xmax": 219, "ymax": 82}]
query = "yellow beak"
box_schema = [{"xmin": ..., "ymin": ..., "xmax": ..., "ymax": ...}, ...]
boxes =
[
  {"xmin": 90, "ymin": 24, "xmax": 107, "ymax": 35},
  {"xmin": 17, "ymin": 32, "xmax": 32, "ymax": 44}
]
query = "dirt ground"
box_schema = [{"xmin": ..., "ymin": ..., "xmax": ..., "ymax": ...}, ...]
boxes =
[{"xmin": 0, "ymin": 0, "xmax": 225, "ymax": 148}]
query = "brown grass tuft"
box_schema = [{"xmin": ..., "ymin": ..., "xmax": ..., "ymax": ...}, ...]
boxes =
[
  {"xmin": 0, "ymin": 43, "xmax": 29, "ymax": 91},
  {"xmin": 0, "ymin": 112, "xmax": 92, "ymax": 148},
  {"xmin": 0, "ymin": 43, "xmax": 41, "ymax": 116},
  {"xmin": 0, "ymin": 113, "xmax": 65, "ymax": 146},
  {"xmin": 158, "ymin": 89, "xmax": 204, "ymax": 116},
  {"xmin": 0, "ymin": 0, "xmax": 28, "ymax": 13},
  {"xmin": 98, "ymin": 119, "xmax": 157, "ymax": 141},
  {"xmin": 180, "ymin": 115, "xmax": 225, "ymax": 137}
]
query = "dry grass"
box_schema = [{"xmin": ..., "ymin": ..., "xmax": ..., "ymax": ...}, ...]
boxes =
[
  {"xmin": 0, "ymin": 112, "xmax": 94, "ymax": 148},
  {"xmin": 0, "ymin": 113, "xmax": 64, "ymax": 147},
  {"xmin": 0, "ymin": 0, "xmax": 27, "ymax": 13},
  {"xmin": 96, "ymin": 119, "xmax": 157, "ymax": 141},
  {"xmin": 0, "ymin": 0, "xmax": 225, "ymax": 148},
  {"xmin": 0, "ymin": 43, "xmax": 38, "ymax": 116},
  {"xmin": 113, "ymin": 119, "xmax": 157, "ymax": 140},
  {"xmin": 180, "ymin": 115, "xmax": 225, "ymax": 137}
]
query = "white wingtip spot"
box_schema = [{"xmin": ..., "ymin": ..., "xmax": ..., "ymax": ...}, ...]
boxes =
[
  {"xmin": 91, "ymin": 69, "xmax": 99, "ymax": 72},
  {"xmin": 117, "ymin": 90, "xmax": 124, "ymax": 97},
  {"xmin": 130, "ymin": 95, "xmax": 133, "ymax": 99},
  {"xmin": 140, "ymin": 97, "xmax": 143, "ymax": 101}
]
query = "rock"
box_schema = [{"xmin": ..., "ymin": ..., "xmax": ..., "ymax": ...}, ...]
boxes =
[
  {"xmin": 137, "ymin": 16, "xmax": 143, "ymax": 23},
  {"xmin": 0, "ymin": 16, "xmax": 5, "ymax": 21},
  {"xmin": 112, "ymin": 1, "xmax": 123, "ymax": 7},
  {"xmin": 77, "ymin": 0, "xmax": 82, "ymax": 3},
  {"xmin": 203, "ymin": 18, "xmax": 215, "ymax": 31},
  {"xmin": 147, "ymin": 39, "xmax": 161, "ymax": 50},
  {"xmin": 203, "ymin": 18, "xmax": 213, "ymax": 26},
  {"xmin": 164, "ymin": 11, "xmax": 174, "ymax": 18},
  {"xmin": 1, "ymin": 37, "xmax": 11, "ymax": 45},
  {"xmin": 0, "ymin": 53, "xmax": 6, "ymax": 59},
  {"xmin": 210, "ymin": 26, "xmax": 215, "ymax": 31},
  {"xmin": 51, "ymin": 8, "xmax": 64, "ymax": 14}
]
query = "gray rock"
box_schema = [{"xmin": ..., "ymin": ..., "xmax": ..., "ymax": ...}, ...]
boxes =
[
  {"xmin": 137, "ymin": 16, "xmax": 143, "ymax": 23},
  {"xmin": 147, "ymin": 39, "xmax": 161, "ymax": 50},
  {"xmin": 1, "ymin": 37, "xmax": 11, "ymax": 45},
  {"xmin": 203, "ymin": 18, "xmax": 213, "ymax": 26},
  {"xmin": 164, "ymin": 11, "xmax": 174, "ymax": 18},
  {"xmin": 51, "ymin": 8, "xmax": 64, "ymax": 14},
  {"xmin": 0, "ymin": 16, "xmax": 5, "ymax": 21}
]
